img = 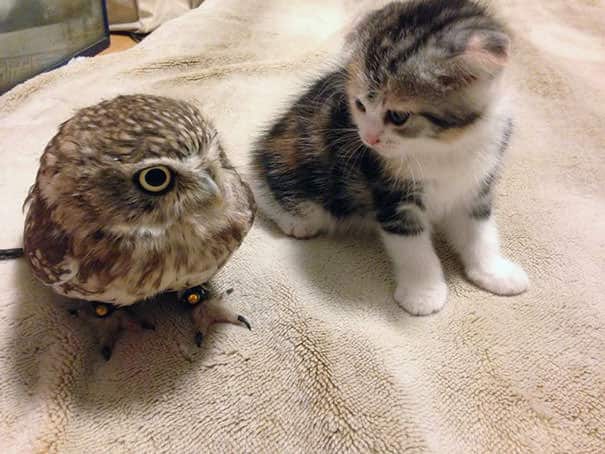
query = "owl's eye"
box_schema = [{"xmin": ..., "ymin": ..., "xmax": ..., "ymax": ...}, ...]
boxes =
[
  {"xmin": 386, "ymin": 110, "xmax": 410, "ymax": 126},
  {"xmin": 135, "ymin": 166, "xmax": 173, "ymax": 194}
]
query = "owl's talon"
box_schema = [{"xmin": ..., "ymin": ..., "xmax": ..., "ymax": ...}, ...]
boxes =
[
  {"xmin": 195, "ymin": 331, "xmax": 204, "ymax": 347},
  {"xmin": 237, "ymin": 315, "xmax": 252, "ymax": 330},
  {"xmin": 101, "ymin": 345, "xmax": 112, "ymax": 361},
  {"xmin": 190, "ymin": 292, "xmax": 252, "ymax": 345},
  {"xmin": 70, "ymin": 304, "xmax": 154, "ymax": 360}
]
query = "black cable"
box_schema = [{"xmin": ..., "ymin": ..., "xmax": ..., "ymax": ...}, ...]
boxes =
[{"xmin": 0, "ymin": 248, "xmax": 24, "ymax": 260}]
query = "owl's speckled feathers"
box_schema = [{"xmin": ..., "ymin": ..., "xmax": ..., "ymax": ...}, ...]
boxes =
[{"xmin": 24, "ymin": 94, "xmax": 255, "ymax": 313}]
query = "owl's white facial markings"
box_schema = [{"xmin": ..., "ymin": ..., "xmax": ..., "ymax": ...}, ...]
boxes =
[
  {"xmin": 94, "ymin": 152, "xmax": 224, "ymax": 238},
  {"xmin": 108, "ymin": 222, "xmax": 173, "ymax": 237}
]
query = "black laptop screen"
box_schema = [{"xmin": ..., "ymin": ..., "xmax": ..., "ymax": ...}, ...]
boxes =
[{"xmin": 0, "ymin": 0, "xmax": 109, "ymax": 94}]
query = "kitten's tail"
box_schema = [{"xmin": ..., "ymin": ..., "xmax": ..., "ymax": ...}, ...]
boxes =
[{"xmin": 0, "ymin": 248, "xmax": 24, "ymax": 260}]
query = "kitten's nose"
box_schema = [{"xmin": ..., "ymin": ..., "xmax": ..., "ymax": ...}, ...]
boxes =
[{"xmin": 363, "ymin": 134, "xmax": 381, "ymax": 146}]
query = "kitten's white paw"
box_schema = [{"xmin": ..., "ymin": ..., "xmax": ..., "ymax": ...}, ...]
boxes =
[
  {"xmin": 394, "ymin": 280, "xmax": 448, "ymax": 316},
  {"xmin": 276, "ymin": 218, "xmax": 322, "ymax": 240},
  {"xmin": 466, "ymin": 257, "xmax": 529, "ymax": 296}
]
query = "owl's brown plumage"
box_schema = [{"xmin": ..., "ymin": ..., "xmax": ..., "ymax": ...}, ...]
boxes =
[{"xmin": 23, "ymin": 95, "xmax": 255, "ymax": 358}]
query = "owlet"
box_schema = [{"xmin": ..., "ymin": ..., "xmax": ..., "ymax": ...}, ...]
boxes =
[{"xmin": 22, "ymin": 94, "xmax": 255, "ymax": 360}]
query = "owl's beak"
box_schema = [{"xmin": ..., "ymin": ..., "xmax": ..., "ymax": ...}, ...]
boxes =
[{"xmin": 200, "ymin": 173, "xmax": 222, "ymax": 201}]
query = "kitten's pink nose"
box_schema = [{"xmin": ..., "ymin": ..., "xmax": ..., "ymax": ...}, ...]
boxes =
[{"xmin": 364, "ymin": 134, "xmax": 381, "ymax": 146}]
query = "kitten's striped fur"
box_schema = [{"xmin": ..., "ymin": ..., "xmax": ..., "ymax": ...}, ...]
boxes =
[{"xmin": 253, "ymin": 0, "xmax": 528, "ymax": 315}]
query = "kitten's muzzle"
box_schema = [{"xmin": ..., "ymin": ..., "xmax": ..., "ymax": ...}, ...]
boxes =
[{"xmin": 362, "ymin": 133, "xmax": 381, "ymax": 146}]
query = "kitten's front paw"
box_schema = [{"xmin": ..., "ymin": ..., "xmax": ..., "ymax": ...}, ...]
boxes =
[
  {"xmin": 394, "ymin": 280, "xmax": 448, "ymax": 316},
  {"xmin": 466, "ymin": 257, "xmax": 529, "ymax": 296},
  {"xmin": 275, "ymin": 217, "xmax": 322, "ymax": 240}
]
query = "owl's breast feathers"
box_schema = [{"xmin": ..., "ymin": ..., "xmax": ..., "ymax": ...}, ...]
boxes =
[{"xmin": 23, "ymin": 169, "xmax": 255, "ymax": 305}]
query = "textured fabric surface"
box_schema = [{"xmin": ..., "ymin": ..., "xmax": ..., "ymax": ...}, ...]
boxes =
[{"xmin": 0, "ymin": 0, "xmax": 603, "ymax": 452}]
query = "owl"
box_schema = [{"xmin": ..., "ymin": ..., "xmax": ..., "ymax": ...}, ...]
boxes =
[{"xmin": 22, "ymin": 95, "xmax": 255, "ymax": 360}]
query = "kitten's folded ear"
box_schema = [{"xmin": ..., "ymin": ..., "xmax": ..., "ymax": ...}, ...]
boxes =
[
  {"xmin": 441, "ymin": 28, "xmax": 511, "ymax": 86},
  {"xmin": 462, "ymin": 29, "xmax": 510, "ymax": 70}
]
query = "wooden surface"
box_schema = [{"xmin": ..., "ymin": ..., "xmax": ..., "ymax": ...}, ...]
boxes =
[{"xmin": 99, "ymin": 34, "xmax": 137, "ymax": 55}]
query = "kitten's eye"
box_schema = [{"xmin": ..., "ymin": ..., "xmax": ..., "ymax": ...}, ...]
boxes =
[
  {"xmin": 386, "ymin": 110, "xmax": 410, "ymax": 126},
  {"xmin": 135, "ymin": 165, "xmax": 173, "ymax": 194},
  {"xmin": 355, "ymin": 99, "xmax": 366, "ymax": 113}
]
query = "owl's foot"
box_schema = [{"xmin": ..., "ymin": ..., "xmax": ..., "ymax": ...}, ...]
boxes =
[
  {"xmin": 184, "ymin": 286, "xmax": 251, "ymax": 347},
  {"xmin": 70, "ymin": 302, "xmax": 155, "ymax": 360},
  {"xmin": 97, "ymin": 305, "xmax": 156, "ymax": 360}
]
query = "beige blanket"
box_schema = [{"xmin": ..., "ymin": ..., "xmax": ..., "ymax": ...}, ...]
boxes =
[{"xmin": 1, "ymin": 0, "xmax": 603, "ymax": 452}]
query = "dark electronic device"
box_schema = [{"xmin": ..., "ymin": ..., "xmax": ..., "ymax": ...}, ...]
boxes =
[{"xmin": 0, "ymin": 0, "xmax": 109, "ymax": 94}]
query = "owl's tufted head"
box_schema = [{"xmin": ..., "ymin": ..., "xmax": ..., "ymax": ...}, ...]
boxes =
[{"xmin": 34, "ymin": 95, "xmax": 228, "ymax": 237}]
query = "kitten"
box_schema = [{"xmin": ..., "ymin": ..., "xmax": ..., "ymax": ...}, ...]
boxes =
[{"xmin": 252, "ymin": 0, "xmax": 528, "ymax": 315}]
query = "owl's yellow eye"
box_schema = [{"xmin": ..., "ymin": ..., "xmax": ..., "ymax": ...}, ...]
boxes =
[{"xmin": 136, "ymin": 166, "xmax": 173, "ymax": 194}]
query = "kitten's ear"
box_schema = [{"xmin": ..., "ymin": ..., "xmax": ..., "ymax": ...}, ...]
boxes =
[
  {"xmin": 442, "ymin": 29, "xmax": 511, "ymax": 85},
  {"xmin": 462, "ymin": 30, "xmax": 510, "ymax": 71}
]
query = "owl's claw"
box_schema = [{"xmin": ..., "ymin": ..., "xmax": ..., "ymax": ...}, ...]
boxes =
[
  {"xmin": 189, "ymin": 288, "xmax": 251, "ymax": 345},
  {"xmin": 195, "ymin": 331, "xmax": 204, "ymax": 347},
  {"xmin": 237, "ymin": 315, "xmax": 252, "ymax": 330},
  {"xmin": 101, "ymin": 345, "xmax": 113, "ymax": 361},
  {"xmin": 97, "ymin": 314, "xmax": 154, "ymax": 360},
  {"xmin": 69, "ymin": 302, "xmax": 155, "ymax": 360}
]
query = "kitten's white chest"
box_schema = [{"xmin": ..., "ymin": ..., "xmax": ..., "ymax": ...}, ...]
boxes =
[
  {"xmin": 408, "ymin": 139, "xmax": 499, "ymax": 222},
  {"xmin": 423, "ymin": 172, "xmax": 477, "ymax": 221}
]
